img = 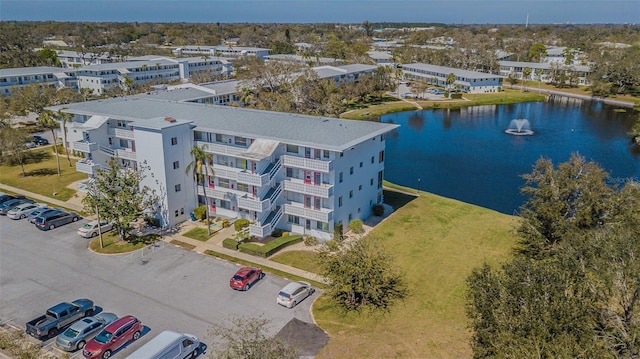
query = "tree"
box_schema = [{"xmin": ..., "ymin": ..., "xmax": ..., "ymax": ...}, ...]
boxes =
[
  {"xmin": 445, "ymin": 73, "xmax": 456, "ymax": 91},
  {"xmin": 82, "ymin": 158, "xmax": 159, "ymax": 241},
  {"xmin": 185, "ymin": 144, "xmax": 214, "ymax": 235},
  {"xmin": 528, "ymin": 43, "xmax": 547, "ymax": 62},
  {"xmin": 521, "ymin": 67, "xmax": 532, "ymax": 91},
  {"xmin": 0, "ymin": 126, "xmax": 32, "ymax": 177},
  {"xmin": 207, "ymin": 316, "xmax": 298, "ymax": 359},
  {"xmin": 317, "ymin": 235, "xmax": 408, "ymax": 312},
  {"xmin": 38, "ymin": 110, "xmax": 61, "ymax": 176},
  {"xmin": 362, "ymin": 21, "xmax": 374, "ymax": 37},
  {"xmin": 55, "ymin": 109, "xmax": 74, "ymax": 167}
]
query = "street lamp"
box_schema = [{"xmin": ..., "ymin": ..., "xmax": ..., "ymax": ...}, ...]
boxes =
[{"xmin": 417, "ymin": 178, "xmax": 421, "ymax": 193}]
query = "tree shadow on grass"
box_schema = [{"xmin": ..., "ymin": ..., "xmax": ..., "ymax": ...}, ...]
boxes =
[
  {"xmin": 23, "ymin": 168, "xmax": 57, "ymax": 176},
  {"xmin": 24, "ymin": 151, "xmax": 51, "ymax": 164}
]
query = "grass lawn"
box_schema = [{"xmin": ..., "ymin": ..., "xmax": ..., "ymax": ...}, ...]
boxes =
[
  {"xmin": 89, "ymin": 231, "xmax": 161, "ymax": 254},
  {"xmin": 276, "ymin": 187, "xmax": 518, "ymax": 358},
  {"xmin": 270, "ymin": 250, "xmax": 319, "ymax": 273},
  {"xmin": 182, "ymin": 227, "xmax": 213, "ymax": 242},
  {"xmin": 0, "ymin": 149, "xmax": 86, "ymax": 201}
]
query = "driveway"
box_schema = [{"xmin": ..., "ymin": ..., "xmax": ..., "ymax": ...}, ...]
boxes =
[{"xmin": 0, "ymin": 216, "xmax": 318, "ymax": 357}]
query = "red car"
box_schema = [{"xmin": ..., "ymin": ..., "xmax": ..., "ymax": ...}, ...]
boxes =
[
  {"xmin": 230, "ymin": 266, "xmax": 264, "ymax": 291},
  {"xmin": 82, "ymin": 315, "xmax": 142, "ymax": 359}
]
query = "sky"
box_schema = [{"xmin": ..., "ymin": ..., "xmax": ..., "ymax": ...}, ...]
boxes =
[{"xmin": 0, "ymin": 0, "xmax": 638, "ymax": 24}]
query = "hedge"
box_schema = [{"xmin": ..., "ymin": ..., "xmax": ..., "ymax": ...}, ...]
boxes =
[
  {"xmin": 222, "ymin": 237, "xmax": 240, "ymax": 250},
  {"xmin": 238, "ymin": 235, "xmax": 303, "ymax": 258}
]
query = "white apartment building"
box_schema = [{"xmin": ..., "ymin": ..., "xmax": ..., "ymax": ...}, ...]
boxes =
[
  {"xmin": 0, "ymin": 66, "xmax": 77, "ymax": 96},
  {"xmin": 75, "ymin": 57, "xmax": 232, "ymax": 95},
  {"xmin": 138, "ymin": 81, "xmax": 242, "ymax": 106},
  {"xmin": 172, "ymin": 45, "xmax": 271, "ymax": 59},
  {"xmin": 55, "ymin": 50, "xmax": 117, "ymax": 68},
  {"xmin": 401, "ymin": 63, "xmax": 505, "ymax": 93},
  {"xmin": 498, "ymin": 61, "xmax": 591, "ymax": 85},
  {"xmin": 51, "ymin": 97, "xmax": 397, "ymax": 241},
  {"xmin": 313, "ymin": 64, "xmax": 378, "ymax": 84}
]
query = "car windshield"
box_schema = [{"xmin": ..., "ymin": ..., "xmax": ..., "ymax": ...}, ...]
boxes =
[
  {"xmin": 81, "ymin": 224, "xmax": 93, "ymax": 230},
  {"xmin": 93, "ymin": 330, "xmax": 112, "ymax": 344},
  {"xmin": 232, "ymin": 275, "xmax": 245, "ymax": 281},
  {"xmin": 63, "ymin": 327, "xmax": 79, "ymax": 338},
  {"xmin": 35, "ymin": 217, "xmax": 45, "ymax": 224},
  {"xmin": 279, "ymin": 291, "xmax": 291, "ymax": 298}
]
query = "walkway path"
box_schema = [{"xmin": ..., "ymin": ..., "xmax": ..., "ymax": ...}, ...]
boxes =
[{"xmin": 0, "ymin": 183, "xmax": 84, "ymax": 212}]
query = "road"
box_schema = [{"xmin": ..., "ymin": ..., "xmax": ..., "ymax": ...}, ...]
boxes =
[{"xmin": 0, "ymin": 215, "xmax": 317, "ymax": 358}]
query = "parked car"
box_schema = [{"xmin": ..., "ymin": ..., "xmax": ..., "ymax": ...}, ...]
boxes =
[
  {"xmin": 83, "ymin": 315, "xmax": 143, "ymax": 359},
  {"xmin": 0, "ymin": 194, "xmax": 25, "ymax": 205},
  {"xmin": 124, "ymin": 330, "xmax": 199, "ymax": 359},
  {"xmin": 35, "ymin": 210, "xmax": 81, "ymax": 231},
  {"xmin": 78, "ymin": 220, "xmax": 113, "ymax": 238},
  {"xmin": 276, "ymin": 281, "xmax": 316, "ymax": 308},
  {"xmin": 7, "ymin": 202, "xmax": 47, "ymax": 220},
  {"xmin": 230, "ymin": 266, "xmax": 264, "ymax": 291},
  {"xmin": 56, "ymin": 313, "xmax": 118, "ymax": 352},
  {"xmin": 32, "ymin": 135, "xmax": 49, "ymax": 146},
  {"xmin": 25, "ymin": 141, "xmax": 37, "ymax": 148},
  {"xmin": 25, "ymin": 299, "xmax": 95, "ymax": 340},
  {"xmin": 27, "ymin": 207, "xmax": 58, "ymax": 224},
  {"xmin": 0, "ymin": 198, "xmax": 34, "ymax": 215}
]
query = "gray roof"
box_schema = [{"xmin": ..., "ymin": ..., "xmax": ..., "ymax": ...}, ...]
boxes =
[
  {"xmin": 312, "ymin": 64, "xmax": 377, "ymax": 80},
  {"xmin": 367, "ymin": 51, "xmax": 393, "ymax": 60},
  {"xmin": 499, "ymin": 61, "xmax": 590, "ymax": 72},
  {"xmin": 76, "ymin": 58, "xmax": 179, "ymax": 72},
  {"xmin": 402, "ymin": 63, "xmax": 505, "ymax": 79},
  {"xmin": 51, "ymin": 98, "xmax": 398, "ymax": 151},
  {"xmin": 131, "ymin": 81, "xmax": 239, "ymax": 102},
  {"xmin": 0, "ymin": 66, "xmax": 73, "ymax": 77}
]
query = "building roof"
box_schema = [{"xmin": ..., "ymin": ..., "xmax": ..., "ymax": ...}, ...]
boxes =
[
  {"xmin": 131, "ymin": 81, "xmax": 239, "ymax": 102},
  {"xmin": 0, "ymin": 66, "xmax": 73, "ymax": 78},
  {"xmin": 312, "ymin": 64, "xmax": 377, "ymax": 79},
  {"xmin": 51, "ymin": 98, "xmax": 398, "ymax": 151},
  {"xmin": 367, "ymin": 51, "xmax": 393, "ymax": 61},
  {"xmin": 75, "ymin": 58, "xmax": 179, "ymax": 72},
  {"xmin": 498, "ymin": 61, "xmax": 590, "ymax": 72},
  {"xmin": 402, "ymin": 63, "xmax": 505, "ymax": 79}
]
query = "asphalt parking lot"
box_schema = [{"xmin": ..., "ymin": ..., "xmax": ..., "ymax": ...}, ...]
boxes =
[{"xmin": 0, "ymin": 215, "xmax": 318, "ymax": 357}]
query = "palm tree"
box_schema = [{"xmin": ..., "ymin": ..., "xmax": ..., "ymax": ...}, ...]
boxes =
[
  {"xmin": 38, "ymin": 110, "xmax": 61, "ymax": 176},
  {"xmin": 55, "ymin": 109, "xmax": 73, "ymax": 167},
  {"xmin": 522, "ymin": 67, "xmax": 532, "ymax": 92},
  {"xmin": 185, "ymin": 144, "xmax": 214, "ymax": 235},
  {"xmin": 446, "ymin": 73, "xmax": 456, "ymax": 92}
]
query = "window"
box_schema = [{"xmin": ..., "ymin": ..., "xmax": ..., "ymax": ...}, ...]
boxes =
[
  {"xmin": 359, "ymin": 184, "xmax": 362, "ymax": 191},
  {"xmin": 350, "ymin": 167, "xmax": 354, "ymax": 175},
  {"xmin": 370, "ymin": 178, "xmax": 374, "ymax": 186},
  {"xmin": 378, "ymin": 170, "xmax": 383, "ymax": 189},
  {"xmin": 323, "ymin": 150, "xmax": 330, "ymax": 159},
  {"xmin": 218, "ymin": 178, "xmax": 230, "ymax": 189},
  {"xmin": 306, "ymin": 219, "xmax": 311, "ymax": 230},
  {"xmin": 286, "ymin": 167, "xmax": 294, "ymax": 177},
  {"xmin": 316, "ymin": 221, "xmax": 328, "ymax": 230},
  {"xmin": 175, "ymin": 210, "xmax": 179, "ymax": 217},
  {"xmin": 371, "ymin": 156, "xmax": 375, "ymax": 164},
  {"xmin": 216, "ymin": 134, "xmax": 223, "ymax": 142},
  {"xmin": 349, "ymin": 190, "xmax": 353, "ymax": 198},
  {"xmin": 220, "ymin": 200, "xmax": 231, "ymax": 209},
  {"xmin": 237, "ymin": 183, "xmax": 249, "ymax": 192},
  {"xmin": 180, "ymin": 208, "xmax": 184, "ymax": 215},
  {"xmin": 235, "ymin": 136, "xmax": 247, "ymax": 146},
  {"xmin": 360, "ymin": 162, "xmax": 363, "ymax": 168},
  {"xmin": 288, "ymin": 215, "xmax": 300, "ymax": 224},
  {"xmin": 348, "ymin": 213, "xmax": 353, "ymax": 221},
  {"xmin": 378, "ymin": 150, "xmax": 384, "ymax": 163},
  {"xmin": 338, "ymin": 196, "xmax": 343, "ymax": 207},
  {"xmin": 172, "ymin": 160, "xmax": 179, "ymax": 169},
  {"xmin": 380, "ymin": 134, "xmax": 386, "ymax": 141},
  {"xmin": 339, "ymin": 172, "xmax": 343, "ymax": 183},
  {"xmin": 286, "ymin": 144, "xmax": 299, "ymax": 153},
  {"xmin": 175, "ymin": 184, "xmax": 181, "ymax": 192},
  {"xmin": 171, "ymin": 137, "xmax": 178, "ymax": 145}
]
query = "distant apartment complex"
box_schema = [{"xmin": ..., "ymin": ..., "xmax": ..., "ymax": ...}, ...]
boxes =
[
  {"xmin": 401, "ymin": 63, "xmax": 505, "ymax": 93},
  {"xmin": 0, "ymin": 66, "xmax": 77, "ymax": 96},
  {"xmin": 498, "ymin": 61, "xmax": 591, "ymax": 85},
  {"xmin": 172, "ymin": 45, "xmax": 271, "ymax": 59},
  {"xmin": 50, "ymin": 96, "xmax": 397, "ymax": 240}
]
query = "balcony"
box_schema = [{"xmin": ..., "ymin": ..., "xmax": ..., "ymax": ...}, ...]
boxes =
[
  {"xmin": 108, "ymin": 127, "xmax": 135, "ymax": 139},
  {"xmin": 281, "ymin": 155, "xmax": 332, "ymax": 172},
  {"xmin": 282, "ymin": 178, "xmax": 333, "ymax": 198},
  {"xmin": 115, "ymin": 149, "xmax": 137, "ymax": 161},
  {"xmin": 249, "ymin": 206, "xmax": 283, "ymax": 238},
  {"xmin": 284, "ymin": 202, "xmax": 333, "ymax": 223},
  {"xmin": 72, "ymin": 141, "xmax": 98, "ymax": 153},
  {"xmin": 76, "ymin": 160, "xmax": 101, "ymax": 175},
  {"xmin": 198, "ymin": 186, "xmax": 229, "ymax": 200},
  {"xmin": 211, "ymin": 164, "xmax": 239, "ymax": 181},
  {"xmin": 237, "ymin": 170, "xmax": 269, "ymax": 187},
  {"xmin": 237, "ymin": 184, "xmax": 282, "ymax": 213},
  {"xmin": 195, "ymin": 141, "xmax": 246, "ymax": 156}
]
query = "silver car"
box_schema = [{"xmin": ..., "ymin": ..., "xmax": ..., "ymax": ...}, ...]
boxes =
[
  {"xmin": 276, "ymin": 281, "xmax": 315, "ymax": 308},
  {"xmin": 77, "ymin": 220, "xmax": 113, "ymax": 238},
  {"xmin": 7, "ymin": 203, "xmax": 47, "ymax": 220},
  {"xmin": 55, "ymin": 312, "xmax": 118, "ymax": 351}
]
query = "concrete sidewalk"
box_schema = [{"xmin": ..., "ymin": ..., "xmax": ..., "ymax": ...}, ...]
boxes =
[
  {"xmin": 0, "ymin": 183, "xmax": 84, "ymax": 212},
  {"xmin": 163, "ymin": 221, "xmax": 326, "ymax": 283}
]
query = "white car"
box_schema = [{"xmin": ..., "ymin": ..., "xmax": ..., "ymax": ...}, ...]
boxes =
[
  {"xmin": 77, "ymin": 220, "xmax": 113, "ymax": 238},
  {"xmin": 7, "ymin": 203, "xmax": 47, "ymax": 220},
  {"xmin": 277, "ymin": 281, "xmax": 315, "ymax": 308}
]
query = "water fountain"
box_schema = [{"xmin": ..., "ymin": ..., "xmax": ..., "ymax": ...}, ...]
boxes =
[{"xmin": 505, "ymin": 119, "xmax": 534, "ymax": 135}]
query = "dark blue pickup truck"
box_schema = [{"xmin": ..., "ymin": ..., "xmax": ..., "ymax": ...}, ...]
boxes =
[{"xmin": 25, "ymin": 299, "xmax": 95, "ymax": 339}]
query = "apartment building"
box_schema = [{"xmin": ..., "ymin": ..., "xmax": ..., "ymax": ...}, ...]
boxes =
[
  {"xmin": 138, "ymin": 81, "xmax": 242, "ymax": 106},
  {"xmin": 0, "ymin": 66, "xmax": 77, "ymax": 96},
  {"xmin": 51, "ymin": 97, "xmax": 397, "ymax": 240},
  {"xmin": 313, "ymin": 64, "xmax": 378, "ymax": 84},
  {"xmin": 75, "ymin": 56, "xmax": 232, "ymax": 95},
  {"xmin": 172, "ymin": 45, "xmax": 271, "ymax": 59},
  {"xmin": 498, "ymin": 61, "xmax": 591, "ymax": 85},
  {"xmin": 55, "ymin": 50, "xmax": 116, "ymax": 68},
  {"xmin": 401, "ymin": 63, "xmax": 504, "ymax": 93}
]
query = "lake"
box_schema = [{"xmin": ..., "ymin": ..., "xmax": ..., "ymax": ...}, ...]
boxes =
[{"xmin": 381, "ymin": 97, "xmax": 640, "ymax": 214}]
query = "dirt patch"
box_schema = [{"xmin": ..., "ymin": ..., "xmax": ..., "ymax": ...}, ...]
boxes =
[
  {"xmin": 275, "ymin": 318, "xmax": 329, "ymax": 357},
  {"xmin": 170, "ymin": 239, "xmax": 196, "ymax": 250}
]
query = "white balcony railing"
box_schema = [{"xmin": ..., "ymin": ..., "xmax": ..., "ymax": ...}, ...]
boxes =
[
  {"xmin": 282, "ymin": 178, "xmax": 333, "ymax": 198},
  {"xmin": 76, "ymin": 160, "xmax": 101, "ymax": 175},
  {"xmin": 284, "ymin": 202, "xmax": 333, "ymax": 223},
  {"xmin": 108, "ymin": 127, "xmax": 135, "ymax": 139},
  {"xmin": 237, "ymin": 195, "xmax": 270, "ymax": 213},
  {"xmin": 115, "ymin": 149, "xmax": 137, "ymax": 161},
  {"xmin": 281, "ymin": 155, "xmax": 332, "ymax": 172},
  {"xmin": 72, "ymin": 141, "xmax": 98, "ymax": 153},
  {"xmin": 195, "ymin": 141, "xmax": 246, "ymax": 156}
]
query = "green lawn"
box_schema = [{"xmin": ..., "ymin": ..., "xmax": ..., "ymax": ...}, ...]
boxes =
[
  {"xmin": 182, "ymin": 227, "xmax": 213, "ymax": 241},
  {"xmin": 0, "ymin": 149, "xmax": 86, "ymax": 201},
  {"xmin": 89, "ymin": 231, "xmax": 160, "ymax": 254},
  {"xmin": 275, "ymin": 187, "xmax": 518, "ymax": 358},
  {"xmin": 270, "ymin": 250, "xmax": 319, "ymax": 273}
]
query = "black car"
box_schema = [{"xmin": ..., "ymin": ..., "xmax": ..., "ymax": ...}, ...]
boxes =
[
  {"xmin": 32, "ymin": 135, "xmax": 49, "ymax": 146},
  {"xmin": 0, "ymin": 194, "xmax": 26, "ymax": 205},
  {"xmin": 0, "ymin": 198, "xmax": 34, "ymax": 215}
]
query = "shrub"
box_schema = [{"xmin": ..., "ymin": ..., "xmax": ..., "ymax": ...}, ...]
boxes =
[
  {"xmin": 282, "ymin": 232, "xmax": 289, "ymax": 237},
  {"xmin": 238, "ymin": 235, "xmax": 303, "ymax": 257},
  {"xmin": 334, "ymin": 222, "xmax": 344, "ymax": 241},
  {"xmin": 304, "ymin": 236, "xmax": 319, "ymax": 246},
  {"xmin": 144, "ymin": 216, "xmax": 160, "ymax": 227},
  {"xmin": 271, "ymin": 228, "xmax": 284, "ymax": 237},
  {"xmin": 349, "ymin": 219, "xmax": 364, "ymax": 234},
  {"xmin": 234, "ymin": 218, "xmax": 250, "ymax": 231},
  {"xmin": 222, "ymin": 237, "xmax": 240, "ymax": 250},
  {"xmin": 222, "ymin": 219, "xmax": 230, "ymax": 228},
  {"xmin": 193, "ymin": 205, "xmax": 207, "ymax": 220},
  {"xmin": 372, "ymin": 203, "xmax": 385, "ymax": 216},
  {"xmin": 450, "ymin": 93, "xmax": 463, "ymax": 99},
  {"xmin": 325, "ymin": 239, "xmax": 340, "ymax": 252}
]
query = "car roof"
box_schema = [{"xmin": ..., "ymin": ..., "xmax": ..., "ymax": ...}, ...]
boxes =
[
  {"xmin": 280, "ymin": 281, "xmax": 310, "ymax": 294},
  {"xmin": 103, "ymin": 315, "xmax": 137, "ymax": 332},
  {"xmin": 69, "ymin": 317, "xmax": 99, "ymax": 331},
  {"xmin": 236, "ymin": 266, "xmax": 259, "ymax": 275}
]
